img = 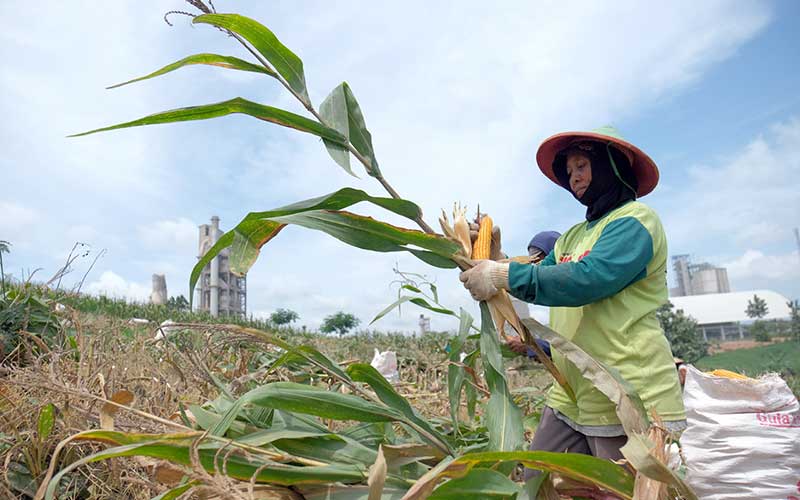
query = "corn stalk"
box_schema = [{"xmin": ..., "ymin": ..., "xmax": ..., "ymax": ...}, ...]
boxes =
[{"xmin": 64, "ymin": 2, "xmax": 694, "ymax": 497}]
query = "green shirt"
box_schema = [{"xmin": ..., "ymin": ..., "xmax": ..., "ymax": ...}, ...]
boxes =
[{"xmin": 508, "ymin": 201, "xmax": 685, "ymax": 426}]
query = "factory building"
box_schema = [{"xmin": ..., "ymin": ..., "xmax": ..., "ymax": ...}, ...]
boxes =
[{"xmin": 196, "ymin": 216, "xmax": 247, "ymax": 317}]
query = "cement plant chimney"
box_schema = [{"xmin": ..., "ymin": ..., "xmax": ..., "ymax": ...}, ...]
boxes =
[
  {"xmin": 209, "ymin": 216, "xmax": 220, "ymax": 317},
  {"xmin": 150, "ymin": 274, "xmax": 167, "ymax": 305}
]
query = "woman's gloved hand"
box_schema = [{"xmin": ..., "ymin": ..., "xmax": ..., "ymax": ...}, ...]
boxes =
[
  {"xmin": 469, "ymin": 218, "xmax": 504, "ymax": 261},
  {"xmin": 507, "ymin": 336, "xmax": 552, "ymax": 361},
  {"xmin": 459, "ymin": 260, "xmax": 509, "ymax": 301}
]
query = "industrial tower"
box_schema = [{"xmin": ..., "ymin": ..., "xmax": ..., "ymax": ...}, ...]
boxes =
[{"xmin": 196, "ymin": 216, "xmax": 247, "ymax": 317}]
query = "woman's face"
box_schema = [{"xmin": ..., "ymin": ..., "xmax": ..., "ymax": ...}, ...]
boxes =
[{"xmin": 566, "ymin": 152, "xmax": 592, "ymax": 199}]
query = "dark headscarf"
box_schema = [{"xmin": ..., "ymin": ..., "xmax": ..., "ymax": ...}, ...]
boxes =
[
  {"xmin": 552, "ymin": 141, "xmax": 639, "ymax": 221},
  {"xmin": 527, "ymin": 231, "xmax": 561, "ymax": 256}
]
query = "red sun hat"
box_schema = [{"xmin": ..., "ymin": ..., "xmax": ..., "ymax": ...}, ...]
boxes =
[{"xmin": 536, "ymin": 125, "xmax": 660, "ymax": 197}]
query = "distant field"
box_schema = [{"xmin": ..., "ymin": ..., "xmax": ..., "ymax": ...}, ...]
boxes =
[{"xmin": 695, "ymin": 340, "xmax": 800, "ymax": 376}]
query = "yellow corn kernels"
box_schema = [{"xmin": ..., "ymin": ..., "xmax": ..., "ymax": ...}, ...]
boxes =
[{"xmin": 472, "ymin": 215, "xmax": 493, "ymax": 259}]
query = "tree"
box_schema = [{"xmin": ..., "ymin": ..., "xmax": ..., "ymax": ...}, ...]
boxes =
[
  {"xmin": 0, "ymin": 240, "xmax": 9, "ymax": 295},
  {"xmin": 320, "ymin": 311, "xmax": 360, "ymax": 336},
  {"xmin": 167, "ymin": 295, "xmax": 190, "ymax": 312},
  {"xmin": 745, "ymin": 294, "xmax": 768, "ymax": 319},
  {"xmin": 788, "ymin": 300, "xmax": 800, "ymax": 343},
  {"xmin": 746, "ymin": 294, "xmax": 770, "ymax": 342},
  {"xmin": 657, "ymin": 302, "xmax": 708, "ymax": 363},
  {"xmin": 270, "ymin": 308, "xmax": 299, "ymax": 326}
]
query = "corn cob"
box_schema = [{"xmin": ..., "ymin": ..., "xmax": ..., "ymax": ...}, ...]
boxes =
[{"xmin": 472, "ymin": 215, "xmax": 494, "ymax": 259}]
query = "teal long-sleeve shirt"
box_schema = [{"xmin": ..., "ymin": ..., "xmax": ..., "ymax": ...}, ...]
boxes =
[{"xmin": 507, "ymin": 215, "xmax": 653, "ymax": 307}]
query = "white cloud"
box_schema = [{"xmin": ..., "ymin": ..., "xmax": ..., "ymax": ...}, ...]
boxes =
[
  {"xmin": 85, "ymin": 270, "xmax": 150, "ymax": 302},
  {"xmin": 0, "ymin": 201, "xmax": 38, "ymax": 233},
  {"xmin": 664, "ymin": 117, "xmax": 800, "ymax": 249},
  {"xmin": 722, "ymin": 249, "xmax": 800, "ymax": 291},
  {"xmin": 137, "ymin": 218, "xmax": 198, "ymax": 252}
]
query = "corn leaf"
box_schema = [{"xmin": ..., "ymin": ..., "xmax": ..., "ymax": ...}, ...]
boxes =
[
  {"xmin": 620, "ymin": 433, "xmax": 698, "ymax": 500},
  {"xmin": 194, "ymin": 209, "xmax": 458, "ymax": 307},
  {"xmin": 274, "ymin": 434, "xmax": 379, "ymax": 468},
  {"xmin": 518, "ymin": 472, "xmax": 553, "ymax": 500},
  {"xmin": 427, "ymin": 468, "xmax": 520, "ymax": 499},
  {"xmin": 368, "ymin": 445, "xmax": 388, "ymax": 500},
  {"xmin": 451, "ymin": 450, "xmax": 634, "ymax": 500},
  {"xmin": 44, "ymin": 431, "xmax": 368, "ymax": 498},
  {"xmin": 478, "ymin": 302, "xmax": 525, "ymax": 470},
  {"xmin": 399, "ymin": 456, "xmax": 467, "ymax": 500},
  {"xmin": 340, "ymin": 423, "xmax": 392, "ymax": 449},
  {"xmin": 300, "ymin": 485, "xmax": 409, "ymax": 500},
  {"xmin": 346, "ymin": 363, "xmax": 452, "ymax": 455},
  {"xmin": 194, "ymin": 13, "xmax": 310, "ymax": 105},
  {"xmin": 189, "ymin": 188, "xmax": 434, "ymax": 306},
  {"xmin": 243, "ymin": 382, "xmax": 403, "ymax": 422},
  {"xmin": 371, "ymin": 296, "xmax": 457, "ymax": 325},
  {"xmin": 107, "ymin": 53, "xmax": 276, "ymax": 89},
  {"xmin": 321, "ymin": 83, "xmax": 381, "ymax": 177},
  {"xmin": 37, "ymin": 403, "xmax": 56, "ymax": 441},
  {"xmin": 150, "ymin": 481, "xmax": 199, "ymax": 500},
  {"xmin": 70, "ymin": 97, "xmax": 343, "ymax": 141},
  {"xmin": 520, "ymin": 317, "xmax": 649, "ymax": 435},
  {"xmin": 447, "ymin": 310, "xmax": 472, "ymax": 430},
  {"xmin": 320, "ymin": 84, "xmax": 357, "ymax": 177}
]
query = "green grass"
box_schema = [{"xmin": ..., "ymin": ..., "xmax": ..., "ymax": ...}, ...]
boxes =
[{"xmin": 695, "ymin": 341, "xmax": 800, "ymax": 376}]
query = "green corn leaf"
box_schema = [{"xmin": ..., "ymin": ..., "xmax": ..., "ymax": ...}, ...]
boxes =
[
  {"xmin": 341, "ymin": 83, "xmax": 379, "ymax": 176},
  {"xmin": 340, "ymin": 422, "xmax": 392, "ymax": 449},
  {"xmin": 37, "ymin": 403, "xmax": 56, "ymax": 441},
  {"xmin": 44, "ymin": 431, "xmax": 368, "ymax": 499},
  {"xmin": 478, "ymin": 303, "xmax": 524, "ymax": 465},
  {"xmin": 447, "ymin": 309, "xmax": 473, "ymax": 429},
  {"xmin": 187, "ymin": 404, "xmax": 250, "ymax": 437},
  {"xmin": 272, "ymin": 410, "xmax": 331, "ymax": 433},
  {"xmin": 242, "ymin": 382, "xmax": 403, "ymax": 423},
  {"xmin": 150, "ymin": 481, "xmax": 199, "ymax": 500},
  {"xmin": 273, "ymin": 433, "xmax": 379, "ymax": 467},
  {"xmin": 194, "ymin": 13, "xmax": 310, "ymax": 104},
  {"xmin": 428, "ymin": 468, "xmax": 521, "ymax": 499},
  {"xmin": 320, "ymin": 83, "xmax": 381, "ymax": 177},
  {"xmin": 70, "ymin": 97, "xmax": 344, "ymax": 141},
  {"xmin": 300, "ymin": 485, "xmax": 410, "ymax": 500},
  {"xmin": 519, "ymin": 472, "xmax": 552, "ymax": 500},
  {"xmin": 236, "ymin": 429, "xmax": 331, "ymax": 447},
  {"xmin": 346, "ymin": 364, "xmax": 452, "ymax": 455},
  {"xmin": 189, "ymin": 188, "xmax": 433, "ymax": 306},
  {"xmin": 451, "ymin": 450, "xmax": 635, "ymax": 500},
  {"xmin": 107, "ymin": 53, "xmax": 276, "ymax": 89},
  {"xmin": 269, "ymin": 344, "xmax": 352, "ymax": 382},
  {"xmin": 320, "ymin": 84, "xmax": 357, "ymax": 177},
  {"xmin": 371, "ymin": 295, "xmax": 457, "ymax": 325}
]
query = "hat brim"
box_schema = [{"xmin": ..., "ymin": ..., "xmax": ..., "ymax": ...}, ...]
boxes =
[{"xmin": 536, "ymin": 131, "xmax": 659, "ymax": 197}]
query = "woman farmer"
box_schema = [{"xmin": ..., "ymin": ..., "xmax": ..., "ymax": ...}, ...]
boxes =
[{"xmin": 460, "ymin": 126, "xmax": 686, "ymax": 464}]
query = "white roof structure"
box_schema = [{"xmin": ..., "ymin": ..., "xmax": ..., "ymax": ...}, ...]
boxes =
[{"xmin": 669, "ymin": 290, "xmax": 792, "ymax": 325}]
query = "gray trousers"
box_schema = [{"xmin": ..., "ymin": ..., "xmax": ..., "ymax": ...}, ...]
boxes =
[{"xmin": 523, "ymin": 407, "xmax": 627, "ymax": 480}]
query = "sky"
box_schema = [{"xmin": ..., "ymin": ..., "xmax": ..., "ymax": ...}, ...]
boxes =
[{"xmin": 2, "ymin": 0, "xmax": 799, "ymax": 333}]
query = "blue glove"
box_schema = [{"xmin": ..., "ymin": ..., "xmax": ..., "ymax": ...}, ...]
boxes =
[{"xmin": 526, "ymin": 339, "xmax": 552, "ymax": 361}]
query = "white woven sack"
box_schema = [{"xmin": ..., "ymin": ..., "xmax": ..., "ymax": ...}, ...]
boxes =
[
  {"xmin": 681, "ymin": 365, "xmax": 800, "ymax": 500},
  {"xmin": 370, "ymin": 349, "xmax": 399, "ymax": 384}
]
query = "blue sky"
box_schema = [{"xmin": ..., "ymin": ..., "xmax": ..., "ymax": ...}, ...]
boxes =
[{"xmin": 1, "ymin": 0, "xmax": 798, "ymax": 332}]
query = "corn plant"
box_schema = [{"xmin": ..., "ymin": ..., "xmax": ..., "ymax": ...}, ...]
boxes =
[{"xmin": 59, "ymin": 2, "xmax": 697, "ymax": 498}]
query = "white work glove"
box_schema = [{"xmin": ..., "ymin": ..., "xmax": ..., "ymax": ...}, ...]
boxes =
[{"xmin": 459, "ymin": 260, "xmax": 510, "ymax": 301}]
